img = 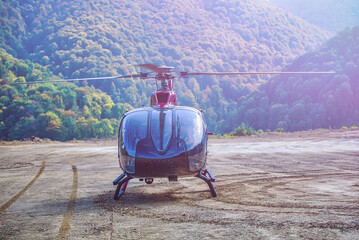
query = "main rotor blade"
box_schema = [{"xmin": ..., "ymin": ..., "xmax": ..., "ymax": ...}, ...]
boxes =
[
  {"xmin": 182, "ymin": 71, "xmax": 335, "ymax": 77},
  {"xmin": 9, "ymin": 74, "xmax": 144, "ymax": 85},
  {"xmin": 136, "ymin": 64, "xmax": 174, "ymax": 74},
  {"xmin": 137, "ymin": 64, "xmax": 162, "ymax": 73}
]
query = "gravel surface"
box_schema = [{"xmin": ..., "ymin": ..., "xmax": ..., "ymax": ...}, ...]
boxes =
[{"xmin": 0, "ymin": 130, "xmax": 358, "ymax": 239}]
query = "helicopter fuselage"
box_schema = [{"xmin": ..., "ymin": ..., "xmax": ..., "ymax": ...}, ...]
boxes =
[{"xmin": 118, "ymin": 106, "xmax": 208, "ymax": 179}]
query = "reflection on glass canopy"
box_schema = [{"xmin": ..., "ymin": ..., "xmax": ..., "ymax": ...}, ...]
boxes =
[
  {"xmin": 121, "ymin": 110, "xmax": 148, "ymax": 157},
  {"xmin": 120, "ymin": 107, "xmax": 205, "ymax": 156},
  {"xmin": 118, "ymin": 107, "xmax": 208, "ymax": 175},
  {"xmin": 176, "ymin": 109, "xmax": 204, "ymax": 151},
  {"xmin": 151, "ymin": 109, "xmax": 172, "ymax": 152}
]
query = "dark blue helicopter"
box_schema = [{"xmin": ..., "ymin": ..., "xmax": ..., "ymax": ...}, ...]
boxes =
[
  {"xmin": 112, "ymin": 64, "xmax": 332, "ymax": 199},
  {"xmin": 10, "ymin": 64, "xmax": 333, "ymax": 199},
  {"xmin": 113, "ymin": 64, "xmax": 218, "ymax": 199}
]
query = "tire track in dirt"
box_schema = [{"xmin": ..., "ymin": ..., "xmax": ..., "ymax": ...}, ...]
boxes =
[
  {"xmin": 57, "ymin": 162, "xmax": 78, "ymax": 240},
  {"xmin": 97, "ymin": 173, "xmax": 358, "ymax": 237},
  {"xmin": 0, "ymin": 162, "xmax": 34, "ymax": 170},
  {"xmin": 0, "ymin": 158, "xmax": 46, "ymax": 214},
  {"xmin": 161, "ymin": 172, "xmax": 359, "ymax": 217},
  {"xmin": 213, "ymin": 172, "xmax": 359, "ymax": 212}
]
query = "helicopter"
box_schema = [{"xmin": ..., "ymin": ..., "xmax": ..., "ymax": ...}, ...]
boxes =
[{"xmin": 9, "ymin": 64, "xmax": 334, "ymax": 199}]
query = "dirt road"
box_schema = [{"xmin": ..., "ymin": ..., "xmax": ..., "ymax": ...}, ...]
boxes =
[{"xmin": 0, "ymin": 131, "xmax": 358, "ymax": 239}]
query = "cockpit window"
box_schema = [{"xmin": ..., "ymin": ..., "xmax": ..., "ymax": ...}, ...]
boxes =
[
  {"xmin": 151, "ymin": 109, "xmax": 172, "ymax": 152},
  {"xmin": 176, "ymin": 109, "xmax": 204, "ymax": 151},
  {"xmin": 121, "ymin": 110, "xmax": 148, "ymax": 157}
]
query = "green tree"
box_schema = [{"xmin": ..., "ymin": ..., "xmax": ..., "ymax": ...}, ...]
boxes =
[
  {"xmin": 75, "ymin": 117, "xmax": 88, "ymax": 139},
  {"xmin": 94, "ymin": 119, "xmax": 114, "ymax": 138},
  {"xmin": 8, "ymin": 116, "xmax": 35, "ymax": 140},
  {"xmin": 38, "ymin": 111, "xmax": 62, "ymax": 140},
  {"xmin": 62, "ymin": 116, "xmax": 75, "ymax": 141}
]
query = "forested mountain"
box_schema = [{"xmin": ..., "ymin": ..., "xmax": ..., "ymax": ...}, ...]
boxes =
[
  {"xmin": 233, "ymin": 27, "xmax": 359, "ymax": 132},
  {"xmin": 0, "ymin": 0, "xmax": 330, "ymax": 138},
  {"xmin": 268, "ymin": 0, "xmax": 359, "ymax": 33},
  {"xmin": 2, "ymin": 0, "xmax": 327, "ymax": 76},
  {"xmin": 0, "ymin": 49, "xmax": 131, "ymax": 140},
  {"xmin": 2, "ymin": 0, "xmax": 354, "ymax": 141}
]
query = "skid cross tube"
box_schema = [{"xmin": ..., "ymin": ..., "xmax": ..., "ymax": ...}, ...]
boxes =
[
  {"xmin": 113, "ymin": 172, "xmax": 132, "ymax": 200},
  {"xmin": 196, "ymin": 168, "xmax": 217, "ymax": 197}
]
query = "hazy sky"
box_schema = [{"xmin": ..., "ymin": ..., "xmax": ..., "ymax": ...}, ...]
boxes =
[{"xmin": 268, "ymin": 0, "xmax": 358, "ymax": 32}]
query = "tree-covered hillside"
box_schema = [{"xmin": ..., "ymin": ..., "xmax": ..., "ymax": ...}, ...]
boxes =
[
  {"xmin": 234, "ymin": 27, "xmax": 359, "ymax": 132},
  {"xmin": 3, "ymin": 0, "xmax": 355, "ymax": 141},
  {"xmin": 0, "ymin": 0, "xmax": 332, "ymax": 137},
  {"xmin": 268, "ymin": 0, "xmax": 359, "ymax": 33},
  {"xmin": 0, "ymin": 49, "xmax": 131, "ymax": 140},
  {"xmin": 2, "ymin": 0, "xmax": 328, "ymax": 79}
]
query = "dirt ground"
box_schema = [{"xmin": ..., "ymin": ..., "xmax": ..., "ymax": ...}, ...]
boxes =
[{"xmin": 0, "ymin": 130, "xmax": 358, "ymax": 239}]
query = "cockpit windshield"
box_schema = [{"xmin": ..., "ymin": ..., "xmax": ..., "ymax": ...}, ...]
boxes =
[{"xmin": 120, "ymin": 108, "xmax": 205, "ymax": 156}]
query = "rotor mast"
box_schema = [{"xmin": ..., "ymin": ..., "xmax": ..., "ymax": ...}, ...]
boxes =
[
  {"xmin": 138, "ymin": 64, "xmax": 175, "ymax": 91},
  {"xmin": 135, "ymin": 64, "xmax": 178, "ymax": 108}
]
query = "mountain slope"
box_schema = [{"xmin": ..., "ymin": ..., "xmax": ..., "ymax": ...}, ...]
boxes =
[
  {"xmin": 0, "ymin": 0, "xmax": 336, "ymax": 136},
  {"xmin": 235, "ymin": 27, "xmax": 359, "ymax": 131},
  {"xmin": 0, "ymin": 0, "xmax": 27, "ymax": 58},
  {"xmin": 3, "ymin": 0, "xmax": 328, "ymax": 79}
]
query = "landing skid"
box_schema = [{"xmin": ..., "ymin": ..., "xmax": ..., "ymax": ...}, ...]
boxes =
[
  {"xmin": 113, "ymin": 168, "xmax": 217, "ymax": 200},
  {"xmin": 113, "ymin": 172, "xmax": 132, "ymax": 200},
  {"xmin": 195, "ymin": 168, "xmax": 217, "ymax": 197}
]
